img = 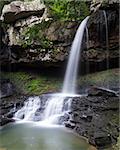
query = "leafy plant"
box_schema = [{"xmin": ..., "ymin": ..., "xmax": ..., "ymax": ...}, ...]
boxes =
[
  {"xmin": 20, "ymin": 21, "xmax": 53, "ymax": 49},
  {"xmin": 44, "ymin": 0, "xmax": 90, "ymax": 21}
]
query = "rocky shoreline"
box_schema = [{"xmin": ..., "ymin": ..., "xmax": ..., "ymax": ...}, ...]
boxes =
[{"xmin": 65, "ymin": 87, "xmax": 119, "ymax": 149}]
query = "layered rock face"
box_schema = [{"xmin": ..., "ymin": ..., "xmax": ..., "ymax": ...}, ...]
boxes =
[
  {"xmin": 85, "ymin": 0, "xmax": 119, "ymax": 63},
  {"xmin": 65, "ymin": 87, "xmax": 119, "ymax": 148},
  {"xmin": 0, "ymin": 0, "xmax": 119, "ymax": 68}
]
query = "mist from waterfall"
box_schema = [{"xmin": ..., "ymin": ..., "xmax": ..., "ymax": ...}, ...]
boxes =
[{"xmin": 62, "ymin": 16, "xmax": 90, "ymax": 94}]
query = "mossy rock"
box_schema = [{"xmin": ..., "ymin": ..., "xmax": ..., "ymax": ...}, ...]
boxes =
[{"xmin": 1, "ymin": 68, "xmax": 119, "ymax": 95}]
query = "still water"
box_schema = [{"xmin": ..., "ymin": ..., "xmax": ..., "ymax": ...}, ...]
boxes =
[{"xmin": 0, "ymin": 123, "xmax": 94, "ymax": 150}]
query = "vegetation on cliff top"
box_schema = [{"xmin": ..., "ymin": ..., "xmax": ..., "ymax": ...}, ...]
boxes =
[
  {"xmin": 44, "ymin": 0, "xmax": 90, "ymax": 21},
  {"xmin": 0, "ymin": 0, "xmax": 90, "ymax": 20},
  {"xmin": 18, "ymin": 0, "xmax": 89, "ymax": 48}
]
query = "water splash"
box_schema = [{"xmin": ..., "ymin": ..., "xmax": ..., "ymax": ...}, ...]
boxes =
[{"xmin": 14, "ymin": 97, "xmax": 41, "ymax": 121}]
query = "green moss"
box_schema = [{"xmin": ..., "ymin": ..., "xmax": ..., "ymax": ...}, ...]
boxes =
[
  {"xmin": 44, "ymin": 0, "xmax": 90, "ymax": 21},
  {"xmin": 1, "ymin": 71, "xmax": 62, "ymax": 95},
  {"xmin": 78, "ymin": 69, "xmax": 119, "ymax": 88},
  {"xmin": 1, "ymin": 68, "xmax": 119, "ymax": 95}
]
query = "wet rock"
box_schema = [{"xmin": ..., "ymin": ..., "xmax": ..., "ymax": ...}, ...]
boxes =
[
  {"xmin": 65, "ymin": 121, "xmax": 76, "ymax": 129},
  {"xmin": 90, "ymin": 0, "xmax": 119, "ymax": 13},
  {"xmin": 66, "ymin": 87, "xmax": 119, "ymax": 148},
  {"xmin": 0, "ymin": 116, "xmax": 15, "ymax": 126},
  {"xmin": 0, "ymin": 95, "xmax": 27, "ymax": 126},
  {"xmin": 0, "ymin": 79, "xmax": 15, "ymax": 98},
  {"xmin": 87, "ymin": 86, "xmax": 118, "ymax": 97},
  {"xmin": 91, "ymin": 130, "xmax": 115, "ymax": 148},
  {"xmin": 80, "ymin": 115, "xmax": 92, "ymax": 122},
  {"xmin": 59, "ymin": 113, "xmax": 70, "ymax": 125},
  {"xmin": 87, "ymin": 1, "xmax": 119, "ymax": 70}
]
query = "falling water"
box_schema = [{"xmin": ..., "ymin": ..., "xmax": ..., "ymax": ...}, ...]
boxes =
[
  {"xmin": 85, "ymin": 27, "xmax": 90, "ymax": 74},
  {"xmin": 14, "ymin": 97, "xmax": 41, "ymax": 121},
  {"xmin": 103, "ymin": 10, "xmax": 109, "ymax": 68},
  {"xmin": 86, "ymin": 27, "xmax": 89, "ymax": 49},
  {"xmin": 42, "ymin": 95, "xmax": 66, "ymax": 124},
  {"xmin": 62, "ymin": 16, "xmax": 90, "ymax": 94},
  {"xmin": 103, "ymin": 10, "xmax": 109, "ymax": 88},
  {"xmin": 41, "ymin": 16, "xmax": 90, "ymax": 123},
  {"xmin": 14, "ymin": 16, "xmax": 90, "ymax": 125}
]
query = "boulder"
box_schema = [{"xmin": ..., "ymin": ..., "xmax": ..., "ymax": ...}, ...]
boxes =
[
  {"xmin": 87, "ymin": 86, "xmax": 118, "ymax": 97},
  {"xmin": 94, "ymin": 134, "xmax": 112, "ymax": 148},
  {"xmin": 0, "ymin": 116, "xmax": 15, "ymax": 126},
  {"xmin": 1, "ymin": 0, "xmax": 46, "ymax": 23}
]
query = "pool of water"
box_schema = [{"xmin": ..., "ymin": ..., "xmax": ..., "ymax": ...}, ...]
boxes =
[{"xmin": 0, "ymin": 123, "xmax": 93, "ymax": 150}]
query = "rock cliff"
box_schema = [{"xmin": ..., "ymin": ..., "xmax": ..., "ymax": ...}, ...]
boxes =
[{"xmin": 0, "ymin": 0, "xmax": 119, "ymax": 69}]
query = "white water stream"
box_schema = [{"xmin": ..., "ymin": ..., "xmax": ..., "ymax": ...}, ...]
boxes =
[
  {"xmin": 62, "ymin": 16, "xmax": 89, "ymax": 94},
  {"xmin": 14, "ymin": 97, "xmax": 41, "ymax": 121},
  {"xmin": 103, "ymin": 10, "xmax": 109, "ymax": 88}
]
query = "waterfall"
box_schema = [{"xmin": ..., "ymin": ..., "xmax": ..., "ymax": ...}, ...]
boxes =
[
  {"xmin": 103, "ymin": 10, "xmax": 109, "ymax": 88},
  {"xmin": 14, "ymin": 97, "xmax": 41, "ymax": 121},
  {"xmin": 42, "ymin": 95, "xmax": 66, "ymax": 124},
  {"xmin": 103, "ymin": 10, "xmax": 109, "ymax": 69},
  {"xmin": 41, "ymin": 16, "xmax": 89, "ymax": 124},
  {"xmin": 43, "ymin": 96, "xmax": 64, "ymax": 121},
  {"xmin": 14, "ymin": 94, "xmax": 72, "ymax": 124},
  {"xmin": 14, "ymin": 16, "xmax": 90, "ymax": 125},
  {"xmin": 62, "ymin": 16, "xmax": 90, "ymax": 94},
  {"xmin": 85, "ymin": 27, "xmax": 90, "ymax": 74},
  {"xmin": 86, "ymin": 27, "xmax": 89, "ymax": 49}
]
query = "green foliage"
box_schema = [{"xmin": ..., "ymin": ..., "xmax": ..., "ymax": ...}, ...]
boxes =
[
  {"xmin": 44, "ymin": 0, "xmax": 90, "ymax": 21},
  {"xmin": 112, "ymin": 136, "xmax": 120, "ymax": 150},
  {"xmin": 20, "ymin": 21, "xmax": 53, "ymax": 49},
  {"xmin": 78, "ymin": 68, "xmax": 119, "ymax": 88},
  {"xmin": 1, "ymin": 71, "xmax": 62, "ymax": 95},
  {"xmin": 1, "ymin": 68, "xmax": 119, "ymax": 95}
]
